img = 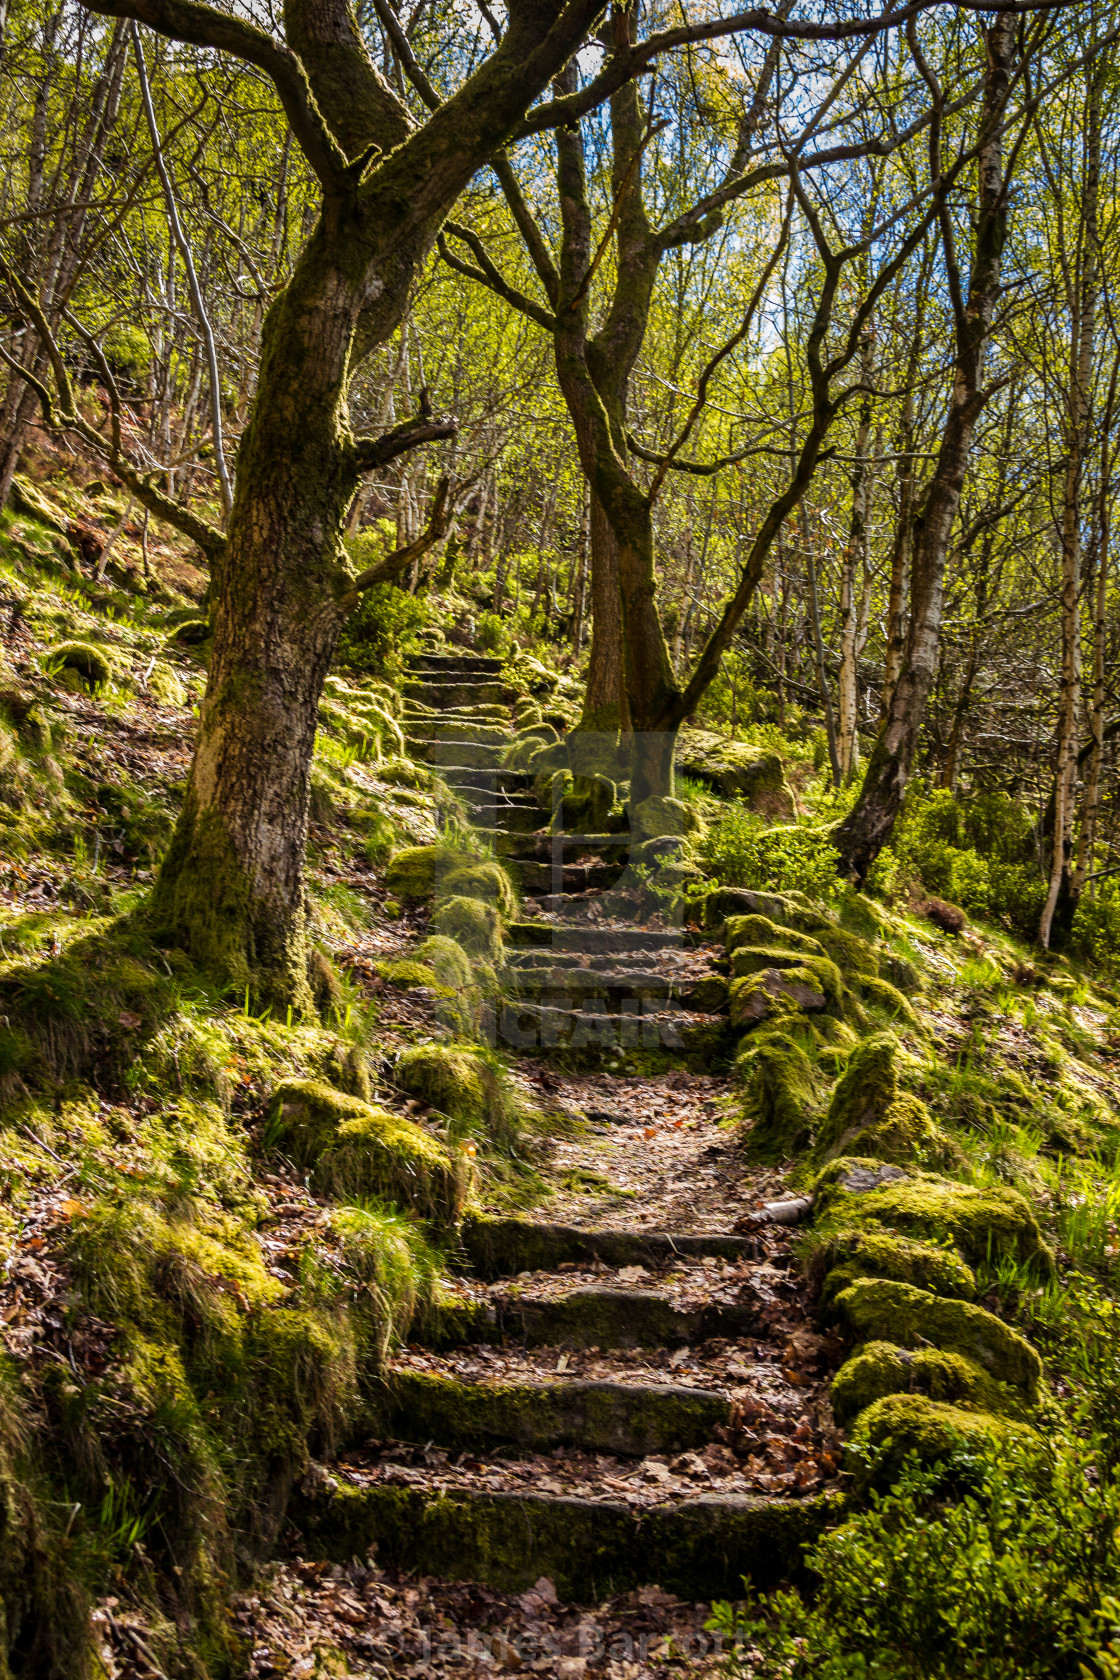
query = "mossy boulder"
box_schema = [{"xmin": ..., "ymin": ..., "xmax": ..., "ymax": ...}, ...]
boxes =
[
  {"xmin": 816, "ymin": 1228, "xmax": 976, "ymax": 1304},
  {"xmin": 266, "ymin": 1079, "xmax": 467, "ymax": 1222},
  {"xmin": 430, "ymin": 895, "xmax": 505, "ymax": 960},
  {"xmin": 831, "ymin": 1278, "xmax": 1043, "ymax": 1400},
  {"xmin": 831, "ymin": 1341, "xmax": 1016, "ymax": 1426},
  {"xmin": 630, "ymin": 795, "xmax": 703, "ymax": 841},
  {"xmin": 736, "ymin": 1029, "xmax": 818, "ymax": 1161},
  {"xmin": 47, "ymin": 640, "xmax": 112, "ymax": 691},
  {"xmin": 395, "ymin": 1045, "xmax": 490, "ymax": 1128},
  {"xmin": 704, "ymin": 887, "xmax": 798, "ymax": 932},
  {"xmin": 724, "ymin": 914, "xmax": 824, "ymax": 958},
  {"xmin": 815, "ymin": 1034, "xmax": 951, "ymax": 1166},
  {"xmin": 730, "ymin": 967, "xmax": 828, "ymax": 1027},
  {"xmin": 847, "ymin": 1393, "xmax": 1038, "ymax": 1489},
  {"xmin": 855, "ymin": 973, "xmax": 919, "ymax": 1026},
  {"xmin": 384, "ymin": 845, "xmax": 472, "ymax": 901},
  {"xmin": 439, "ymin": 861, "xmax": 517, "ymax": 919},
  {"xmin": 815, "ymin": 1161, "xmax": 1055, "ymax": 1278},
  {"xmin": 416, "ymin": 935, "xmax": 474, "ymax": 991},
  {"xmin": 675, "ymin": 728, "xmax": 794, "ymax": 815},
  {"xmin": 732, "ymin": 950, "xmax": 843, "ymax": 1011},
  {"xmin": 815, "ymin": 926, "xmax": 879, "ymax": 978}
]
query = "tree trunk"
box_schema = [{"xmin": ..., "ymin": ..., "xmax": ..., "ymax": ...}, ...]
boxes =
[
  {"xmin": 1043, "ymin": 59, "xmax": 1101, "ymax": 950},
  {"xmin": 834, "ymin": 13, "xmax": 1016, "ymax": 884}
]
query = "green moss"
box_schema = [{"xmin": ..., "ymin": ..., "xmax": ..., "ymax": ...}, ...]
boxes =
[
  {"xmin": 439, "ymin": 861, "xmax": 518, "ymax": 919},
  {"xmin": 736, "ymin": 1029, "xmax": 819, "ymax": 1161},
  {"xmin": 376, "ymin": 958, "xmax": 437, "ymax": 989},
  {"xmin": 847, "ymin": 1393, "xmax": 1038, "ymax": 1490},
  {"xmin": 148, "ymin": 658, "xmax": 187, "ymax": 707},
  {"xmin": 857, "ymin": 973, "xmax": 919, "ymax": 1026},
  {"xmin": 724, "ymin": 914, "xmax": 824, "ymax": 957},
  {"xmin": 395, "ymin": 1045, "xmax": 488, "ymax": 1127},
  {"xmin": 431, "ymin": 894, "xmax": 505, "ymax": 959},
  {"xmin": 730, "ymin": 943, "xmax": 825, "ymax": 979},
  {"xmin": 630, "ymin": 794, "xmax": 703, "ymax": 841},
  {"xmin": 815, "ymin": 1034, "xmax": 953, "ymax": 1166},
  {"xmin": 730, "ymin": 965, "xmax": 829, "ymax": 1028},
  {"xmin": 831, "ymin": 1341, "xmax": 1016, "ymax": 1426},
  {"xmin": 45, "ymin": 639, "xmax": 113, "ymax": 690},
  {"xmin": 831, "ymin": 1278, "xmax": 1043, "ymax": 1399},
  {"xmin": 675, "ymin": 728, "xmax": 794, "ymax": 814},
  {"xmin": 383, "ymin": 845, "xmax": 471, "ymax": 901},
  {"xmin": 815, "ymin": 1161, "xmax": 1056, "ymax": 1277},
  {"xmin": 816, "ymin": 926, "xmax": 880, "ymax": 978},
  {"xmin": 266, "ymin": 1078, "xmax": 467, "ymax": 1223},
  {"xmin": 814, "ymin": 1227, "xmax": 977, "ymax": 1304},
  {"xmin": 416, "ymin": 934, "xmax": 474, "ymax": 990}
]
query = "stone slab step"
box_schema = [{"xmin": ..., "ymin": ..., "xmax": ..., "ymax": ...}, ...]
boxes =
[
  {"xmin": 408, "ymin": 654, "xmax": 503, "ymax": 675},
  {"xmin": 408, "ymin": 738, "xmax": 505, "ymax": 769},
  {"xmin": 403, "ymin": 680, "xmax": 517, "ymax": 708},
  {"xmin": 499, "ymin": 969, "xmax": 678, "ymax": 1004},
  {"xmin": 507, "ymin": 922, "xmax": 688, "ymax": 953},
  {"xmin": 507, "ymin": 859, "xmax": 624, "ymax": 895},
  {"xmin": 488, "ymin": 1285, "xmax": 761, "ymax": 1348},
  {"xmin": 291, "ymin": 1480, "xmax": 835, "ymax": 1601},
  {"xmin": 438, "ymin": 767, "xmax": 535, "ymax": 792},
  {"xmin": 460, "ymin": 1215, "xmax": 762, "ymax": 1276},
  {"xmin": 495, "ymin": 1001, "xmax": 727, "ymax": 1054},
  {"xmin": 491, "ymin": 832, "xmax": 631, "ymax": 861},
  {"xmin": 404, "ymin": 720, "xmax": 508, "ymax": 745},
  {"xmin": 374, "ymin": 1369, "xmax": 729, "ymax": 1457}
]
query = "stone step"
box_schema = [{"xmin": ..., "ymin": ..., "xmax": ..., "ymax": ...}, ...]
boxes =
[
  {"xmin": 438, "ymin": 766, "xmax": 535, "ymax": 792},
  {"xmin": 507, "ymin": 922, "xmax": 689, "ymax": 953},
  {"xmin": 291, "ymin": 1478, "xmax": 833, "ymax": 1601},
  {"xmin": 403, "ymin": 680, "xmax": 516, "ymax": 708},
  {"xmin": 408, "ymin": 654, "xmax": 504, "ymax": 675},
  {"xmin": 490, "ymin": 832, "xmax": 631, "ymax": 862},
  {"xmin": 480, "ymin": 1284, "xmax": 759, "ymax": 1349},
  {"xmin": 459, "ymin": 799, "xmax": 542, "ymax": 834},
  {"xmin": 403, "ymin": 704, "xmax": 511, "ymax": 727},
  {"xmin": 460, "ymin": 1215, "xmax": 762, "ymax": 1276},
  {"xmin": 408, "ymin": 737, "xmax": 505, "ymax": 769},
  {"xmin": 403, "ymin": 720, "xmax": 508, "ymax": 746},
  {"xmin": 499, "ymin": 968, "xmax": 679, "ymax": 1004},
  {"xmin": 374, "ymin": 1369, "xmax": 730, "ymax": 1457},
  {"xmin": 506, "ymin": 858, "xmax": 625, "ymax": 895},
  {"xmin": 495, "ymin": 1001, "xmax": 727, "ymax": 1054}
]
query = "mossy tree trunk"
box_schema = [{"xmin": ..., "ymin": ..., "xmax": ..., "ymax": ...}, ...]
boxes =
[
  {"xmin": 84, "ymin": 0, "xmax": 603, "ymax": 1003},
  {"xmin": 834, "ymin": 13, "xmax": 1017, "ymax": 886}
]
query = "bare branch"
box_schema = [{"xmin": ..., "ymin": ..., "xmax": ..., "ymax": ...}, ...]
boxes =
[
  {"xmin": 339, "ymin": 475, "xmax": 451, "ymax": 604},
  {"xmin": 352, "ymin": 397, "xmax": 458, "ymax": 473},
  {"xmin": 438, "ymin": 225, "xmax": 557, "ymax": 330}
]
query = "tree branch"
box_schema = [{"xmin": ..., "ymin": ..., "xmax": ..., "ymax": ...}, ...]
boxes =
[
  {"xmin": 352, "ymin": 397, "xmax": 458, "ymax": 473},
  {"xmin": 339, "ymin": 474, "xmax": 451, "ymax": 605},
  {"xmin": 81, "ymin": 0, "xmax": 347, "ymax": 188},
  {"xmin": 438, "ymin": 225, "xmax": 557, "ymax": 330}
]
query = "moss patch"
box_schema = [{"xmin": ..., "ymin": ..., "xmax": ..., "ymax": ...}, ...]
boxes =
[
  {"xmin": 267, "ymin": 1078, "xmax": 467, "ymax": 1223},
  {"xmin": 830, "ymin": 1341, "xmax": 1017, "ymax": 1426},
  {"xmin": 815, "ymin": 1227, "xmax": 976, "ymax": 1304},
  {"xmin": 383, "ymin": 845, "xmax": 472, "ymax": 901},
  {"xmin": 831, "ymin": 1278, "xmax": 1042, "ymax": 1400},
  {"xmin": 847, "ymin": 1393, "xmax": 1038, "ymax": 1489},
  {"xmin": 431, "ymin": 895, "xmax": 505, "ymax": 960},
  {"xmin": 736, "ymin": 1030, "xmax": 819, "ymax": 1161},
  {"xmin": 439, "ymin": 861, "xmax": 518, "ymax": 919}
]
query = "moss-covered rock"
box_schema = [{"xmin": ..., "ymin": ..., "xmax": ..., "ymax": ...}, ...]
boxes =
[
  {"xmin": 439, "ymin": 861, "xmax": 518, "ymax": 919},
  {"xmin": 815, "ymin": 1034, "xmax": 952, "ymax": 1166},
  {"xmin": 630, "ymin": 795, "xmax": 703, "ymax": 841},
  {"xmin": 266, "ymin": 1079, "xmax": 467, "ymax": 1222},
  {"xmin": 816, "ymin": 1227, "xmax": 976, "ymax": 1304},
  {"xmin": 47, "ymin": 640, "xmax": 112, "ymax": 691},
  {"xmin": 675, "ymin": 728, "xmax": 794, "ymax": 815},
  {"xmin": 831, "ymin": 1278, "xmax": 1042, "ymax": 1400},
  {"xmin": 395, "ymin": 1044, "xmax": 489, "ymax": 1128},
  {"xmin": 430, "ymin": 895, "xmax": 505, "ymax": 960},
  {"xmin": 815, "ymin": 926, "xmax": 879, "ymax": 978},
  {"xmin": 830, "ymin": 1341, "xmax": 1015, "ymax": 1425},
  {"xmin": 736, "ymin": 1029, "xmax": 819, "ymax": 1161},
  {"xmin": 724, "ymin": 915, "xmax": 824, "ymax": 958},
  {"xmin": 384, "ymin": 845, "xmax": 471, "ymax": 901},
  {"xmin": 730, "ymin": 967, "xmax": 828, "ymax": 1027},
  {"xmin": 416, "ymin": 935, "xmax": 474, "ymax": 991},
  {"xmin": 847, "ymin": 1393, "xmax": 1038, "ymax": 1489},
  {"xmin": 856, "ymin": 973, "xmax": 919, "ymax": 1026},
  {"xmin": 815, "ymin": 1161, "xmax": 1056, "ymax": 1277}
]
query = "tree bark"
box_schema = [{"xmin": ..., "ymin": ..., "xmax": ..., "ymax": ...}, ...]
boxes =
[{"xmin": 834, "ymin": 13, "xmax": 1016, "ymax": 884}]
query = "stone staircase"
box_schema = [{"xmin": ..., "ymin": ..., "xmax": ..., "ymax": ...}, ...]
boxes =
[
  {"xmin": 402, "ymin": 648, "xmax": 730, "ymax": 1060},
  {"xmin": 285, "ymin": 648, "xmax": 834, "ymax": 1615}
]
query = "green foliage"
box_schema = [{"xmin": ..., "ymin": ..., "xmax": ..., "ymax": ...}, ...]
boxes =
[
  {"xmin": 335, "ymin": 581, "xmax": 432, "ymax": 678},
  {"xmin": 700, "ymin": 807, "xmax": 840, "ymax": 898},
  {"xmin": 475, "ymin": 610, "xmax": 509, "ymax": 653}
]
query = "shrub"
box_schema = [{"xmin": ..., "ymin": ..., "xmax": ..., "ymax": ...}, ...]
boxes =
[
  {"xmin": 335, "ymin": 579, "xmax": 432, "ymax": 678},
  {"xmin": 699, "ymin": 806, "xmax": 840, "ymax": 900}
]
